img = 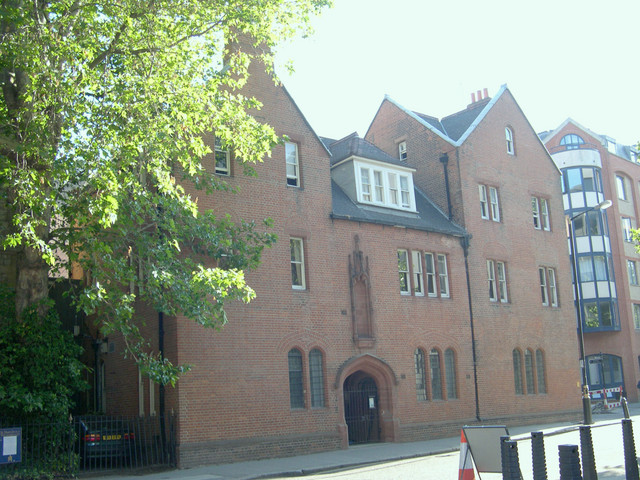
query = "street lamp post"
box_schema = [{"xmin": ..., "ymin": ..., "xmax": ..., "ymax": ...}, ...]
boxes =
[{"xmin": 567, "ymin": 199, "xmax": 612, "ymax": 425}]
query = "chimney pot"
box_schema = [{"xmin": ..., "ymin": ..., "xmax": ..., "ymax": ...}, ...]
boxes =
[
  {"xmin": 477, "ymin": 90, "xmax": 481, "ymax": 101},
  {"xmin": 483, "ymin": 88, "xmax": 489, "ymax": 99},
  {"xmin": 471, "ymin": 92, "xmax": 476, "ymax": 103}
]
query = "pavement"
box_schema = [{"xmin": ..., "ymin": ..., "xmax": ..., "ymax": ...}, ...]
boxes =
[{"xmin": 82, "ymin": 401, "xmax": 640, "ymax": 480}]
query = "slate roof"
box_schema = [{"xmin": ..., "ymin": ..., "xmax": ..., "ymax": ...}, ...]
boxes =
[
  {"xmin": 322, "ymin": 132, "xmax": 409, "ymax": 168},
  {"xmin": 325, "ymin": 133, "xmax": 466, "ymax": 237},
  {"xmin": 379, "ymin": 86, "xmax": 508, "ymax": 147},
  {"xmin": 413, "ymin": 98, "xmax": 490, "ymax": 142},
  {"xmin": 330, "ymin": 180, "xmax": 466, "ymax": 237}
]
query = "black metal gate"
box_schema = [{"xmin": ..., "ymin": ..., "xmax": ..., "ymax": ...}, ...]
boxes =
[{"xmin": 344, "ymin": 374, "xmax": 380, "ymax": 444}]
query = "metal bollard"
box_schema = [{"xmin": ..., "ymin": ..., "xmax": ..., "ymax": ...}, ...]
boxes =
[
  {"xmin": 622, "ymin": 418, "xmax": 639, "ymax": 479},
  {"xmin": 501, "ymin": 439, "xmax": 522, "ymax": 480},
  {"xmin": 621, "ymin": 396, "xmax": 630, "ymax": 419},
  {"xmin": 531, "ymin": 431, "xmax": 548, "ymax": 480},
  {"xmin": 558, "ymin": 444, "xmax": 582, "ymax": 480},
  {"xmin": 579, "ymin": 425, "xmax": 597, "ymax": 480}
]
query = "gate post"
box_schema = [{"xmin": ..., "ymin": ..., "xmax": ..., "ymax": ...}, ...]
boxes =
[
  {"xmin": 579, "ymin": 426, "xmax": 597, "ymax": 480},
  {"xmin": 558, "ymin": 444, "xmax": 582, "ymax": 480},
  {"xmin": 622, "ymin": 418, "xmax": 639, "ymax": 479},
  {"xmin": 531, "ymin": 431, "xmax": 547, "ymax": 480},
  {"xmin": 501, "ymin": 436, "xmax": 521, "ymax": 480}
]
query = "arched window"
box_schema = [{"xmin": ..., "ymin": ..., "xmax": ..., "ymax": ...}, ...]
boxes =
[
  {"xmin": 444, "ymin": 348, "xmax": 457, "ymax": 399},
  {"xmin": 288, "ymin": 349, "xmax": 304, "ymax": 409},
  {"xmin": 505, "ymin": 127, "xmax": 515, "ymax": 155},
  {"xmin": 513, "ymin": 349, "xmax": 523, "ymax": 395},
  {"xmin": 525, "ymin": 349, "xmax": 535, "ymax": 394},
  {"xmin": 560, "ymin": 134, "xmax": 584, "ymax": 150},
  {"xmin": 536, "ymin": 350, "xmax": 546, "ymax": 393},
  {"xmin": 414, "ymin": 348, "xmax": 428, "ymax": 401},
  {"xmin": 309, "ymin": 349, "xmax": 325, "ymax": 408},
  {"xmin": 430, "ymin": 349, "xmax": 443, "ymax": 400}
]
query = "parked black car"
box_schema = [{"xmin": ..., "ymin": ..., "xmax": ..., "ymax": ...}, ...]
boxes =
[{"xmin": 76, "ymin": 416, "xmax": 136, "ymax": 464}]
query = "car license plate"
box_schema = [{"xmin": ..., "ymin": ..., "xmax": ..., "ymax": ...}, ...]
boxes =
[{"xmin": 103, "ymin": 434, "xmax": 122, "ymax": 441}]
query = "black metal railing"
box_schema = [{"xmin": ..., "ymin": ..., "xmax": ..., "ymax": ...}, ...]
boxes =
[{"xmin": 0, "ymin": 414, "xmax": 175, "ymax": 477}]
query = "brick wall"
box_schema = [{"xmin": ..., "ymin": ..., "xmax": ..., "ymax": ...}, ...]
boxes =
[{"xmin": 101, "ymin": 72, "xmax": 582, "ymax": 467}]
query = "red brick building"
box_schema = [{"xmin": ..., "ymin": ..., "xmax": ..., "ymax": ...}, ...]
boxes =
[
  {"xmin": 365, "ymin": 87, "xmax": 581, "ymax": 422},
  {"xmin": 86, "ymin": 71, "xmax": 583, "ymax": 465},
  {"xmin": 542, "ymin": 119, "xmax": 640, "ymax": 403}
]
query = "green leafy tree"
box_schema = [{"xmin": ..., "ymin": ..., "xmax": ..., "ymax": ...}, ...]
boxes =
[
  {"xmin": 0, "ymin": 285, "xmax": 86, "ymax": 418},
  {"xmin": 1, "ymin": 1, "xmax": 330, "ymax": 384}
]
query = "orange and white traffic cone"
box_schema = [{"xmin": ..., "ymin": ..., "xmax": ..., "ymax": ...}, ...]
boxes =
[{"xmin": 458, "ymin": 429, "xmax": 475, "ymax": 480}]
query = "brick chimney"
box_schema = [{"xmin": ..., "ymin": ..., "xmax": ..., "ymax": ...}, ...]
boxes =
[{"xmin": 468, "ymin": 88, "xmax": 491, "ymax": 109}]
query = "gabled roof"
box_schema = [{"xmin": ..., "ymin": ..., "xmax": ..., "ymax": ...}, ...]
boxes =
[
  {"xmin": 330, "ymin": 180, "xmax": 467, "ymax": 237},
  {"xmin": 540, "ymin": 118, "xmax": 600, "ymax": 146},
  {"xmin": 322, "ymin": 132, "xmax": 410, "ymax": 168},
  {"xmin": 374, "ymin": 85, "xmax": 509, "ymax": 147},
  {"xmin": 541, "ymin": 118, "xmax": 638, "ymax": 161}
]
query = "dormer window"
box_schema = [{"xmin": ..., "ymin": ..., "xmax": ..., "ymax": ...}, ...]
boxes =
[{"xmin": 355, "ymin": 160, "xmax": 416, "ymax": 211}]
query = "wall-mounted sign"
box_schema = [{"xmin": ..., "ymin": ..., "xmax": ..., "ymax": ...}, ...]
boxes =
[{"xmin": 0, "ymin": 428, "xmax": 22, "ymax": 465}]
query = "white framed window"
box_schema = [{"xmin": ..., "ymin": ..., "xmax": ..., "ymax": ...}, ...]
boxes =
[
  {"xmin": 214, "ymin": 137, "xmax": 230, "ymax": 175},
  {"xmin": 532, "ymin": 196, "xmax": 550, "ymax": 230},
  {"xmin": 540, "ymin": 198, "xmax": 550, "ymax": 230},
  {"xmin": 628, "ymin": 260, "xmax": 638, "ymax": 286},
  {"xmin": 388, "ymin": 173, "xmax": 399, "ymax": 206},
  {"xmin": 425, "ymin": 253, "xmax": 436, "ymax": 297},
  {"xmin": 400, "ymin": 176, "xmax": 410, "ymax": 208},
  {"xmin": 360, "ymin": 169, "xmax": 371, "ymax": 201},
  {"xmin": 532, "ymin": 197, "xmax": 540, "ymax": 229},
  {"xmin": 538, "ymin": 267, "xmax": 558, "ymax": 307},
  {"xmin": 290, "ymin": 237, "xmax": 306, "ymax": 289},
  {"xmin": 437, "ymin": 254, "xmax": 450, "ymax": 298},
  {"xmin": 489, "ymin": 187, "xmax": 500, "ymax": 222},
  {"xmin": 398, "ymin": 141, "xmax": 407, "ymax": 160},
  {"xmin": 374, "ymin": 171, "xmax": 384, "ymax": 202},
  {"xmin": 488, "ymin": 260, "xmax": 508, "ymax": 302},
  {"xmin": 633, "ymin": 304, "xmax": 640, "ymax": 329},
  {"xmin": 548, "ymin": 268, "xmax": 558, "ymax": 307},
  {"xmin": 505, "ymin": 127, "xmax": 515, "ymax": 155},
  {"xmin": 616, "ymin": 175, "xmax": 627, "ymax": 200},
  {"xmin": 497, "ymin": 262, "xmax": 508, "ymax": 302},
  {"xmin": 488, "ymin": 260, "xmax": 497, "ymax": 302},
  {"xmin": 356, "ymin": 162, "xmax": 416, "ymax": 211},
  {"xmin": 479, "ymin": 185, "xmax": 489, "ymax": 219},
  {"xmin": 398, "ymin": 249, "xmax": 410, "ymax": 295},
  {"xmin": 622, "ymin": 217, "xmax": 633, "ymax": 242},
  {"xmin": 539, "ymin": 267, "xmax": 548, "ymax": 306},
  {"xmin": 412, "ymin": 251, "xmax": 424, "ymax": 296},
  {"xmin": 286, "ymin": 142, "xmax": 300, "ymax": 187},
  {"xmin": 479, "ymin": 185, "xmax": 499, "ymax": 222}
]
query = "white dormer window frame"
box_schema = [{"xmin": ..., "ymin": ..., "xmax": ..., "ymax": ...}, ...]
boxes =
[{"xmin": 354, "ymin": 159, "xmax": 417, "ymax": 211}]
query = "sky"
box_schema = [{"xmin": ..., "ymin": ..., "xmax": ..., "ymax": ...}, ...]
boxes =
[{"xmin": 274, "ymin": 0, "xmax": 639, "ymax": 146}]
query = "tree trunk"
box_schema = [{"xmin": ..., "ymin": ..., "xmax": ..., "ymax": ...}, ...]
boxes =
[{"xmin": 15, "ymin": 244, "xmax": 49, "ymax": 318}]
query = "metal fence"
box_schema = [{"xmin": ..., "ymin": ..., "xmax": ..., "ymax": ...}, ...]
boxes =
[{"xmin": 0, "ymin": 414, "xmax": 176, "ymax": 477}]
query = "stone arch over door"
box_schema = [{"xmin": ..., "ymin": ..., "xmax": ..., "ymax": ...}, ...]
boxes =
[{"xmin": 334, "ymin": 354, "xmax": 399, "ymax": 447}]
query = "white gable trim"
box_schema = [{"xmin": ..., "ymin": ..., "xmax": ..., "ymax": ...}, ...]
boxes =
[{"xmin": 384, "ymin": 84, "xmax": 508, "ymax": 147}]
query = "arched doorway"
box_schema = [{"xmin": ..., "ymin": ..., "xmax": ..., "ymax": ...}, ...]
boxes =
[
  {"xmin": 343, "ymin": 372, "xmax": 380, "ymax": 444},
  {"xmin": 335, "ymin": 354, "xmax": 398, "ymax": 447}
]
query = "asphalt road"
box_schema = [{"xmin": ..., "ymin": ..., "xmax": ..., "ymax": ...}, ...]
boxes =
[{"xmin": 274, "ymin": 417, "xmax": 638, "ymax": 480}]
